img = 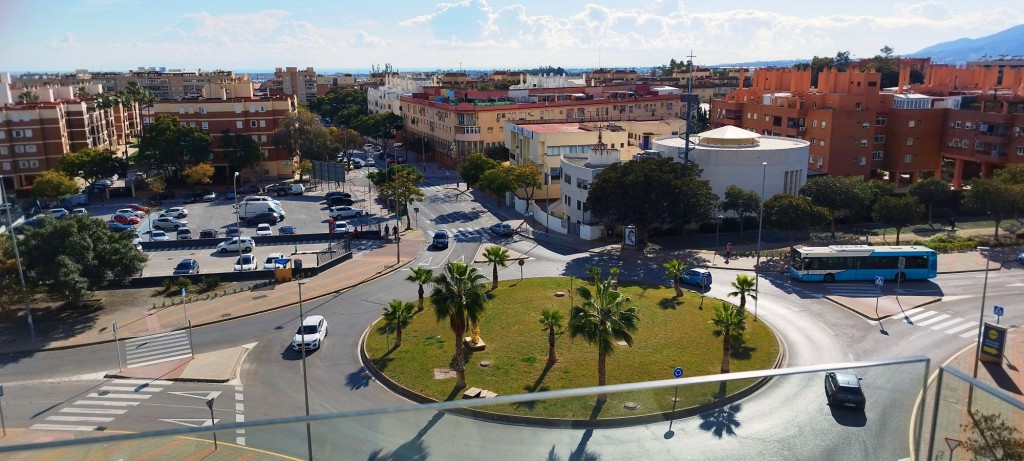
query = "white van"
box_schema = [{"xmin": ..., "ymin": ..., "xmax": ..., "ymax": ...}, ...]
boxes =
[
  {"xmin": 290, "ymin": 184, "xmax": 305, "ymax": 195},
  {"xmin": 237, "ymin": 201, "xmax": 286, "ymax": 220},
  {"xmin": 242, "ymin": 195, "xmax": 281, "ymax": 206}
]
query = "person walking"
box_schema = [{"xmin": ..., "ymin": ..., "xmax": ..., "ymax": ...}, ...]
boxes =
[
  {"xmin": 393, "ymin": 225, "xmax": 399, "ymax": 239},
  {"xmin": 725, "ymin": 242, "xmax": 733, "ymax": 263},
  {"xmin": 383, "ymin": 223, "xmax": 390, "ymax": 240}
]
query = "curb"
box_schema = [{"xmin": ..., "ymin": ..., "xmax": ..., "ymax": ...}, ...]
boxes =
[{"xmin": 824, "ymin": 296, "xmax": 944, "ymax": 322}]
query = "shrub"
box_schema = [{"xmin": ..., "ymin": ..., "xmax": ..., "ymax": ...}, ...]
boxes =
[
  {"xmin": 173, "ymin": 277, "xmax": 192, "ymax": 292},
  {"xmin": 914, "ymin": 233, "xmax": 980, "ymax": 253},
  {"xmin": 160, "ymin": 278, "xmax": 175, "ymax": 294},
  {"xmin": 199, "ymin": 276, "xmax": 220, "ymax": 293}
]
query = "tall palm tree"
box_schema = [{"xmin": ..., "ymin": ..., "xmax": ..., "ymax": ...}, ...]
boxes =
[
  {"xmin": 381, "ymin": 299, "xmax": 417, "ymax": 348},
  {"xmin": 17, "ymin": 91, "xmax": 40, "ymax": 104},
  {"xmin": 539, "ymin": 309, "xmax": 564, "ymax": 365},
  {"xmin": 663, "ymin": 259, "xmax": 686, "ymax": 297},
  {"xmin": 709, "ymin": 303, "xmax": 747, "ymax": 374},
  {"xmin": 429, "ymin": 261, "xmax": 488, "ymax": 388},
  {"xmin": 727, "ymin": 274, "xmax": 758, "ymax": 314},
  {"xmin": 567, "ymin": 277, "xmax": 640, "ymax": 401},
  {"xmin": 482, "ymin": 246, "xmax": 510, "ymax": 289},
  {"xmin": 405, "ymin": 267, "xmax": 434, "ymax": 313}
]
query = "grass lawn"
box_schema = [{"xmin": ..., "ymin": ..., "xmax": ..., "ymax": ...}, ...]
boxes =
[{"xmin": 364, "ymin": 276, "xmax": 780, "ymax": 419}]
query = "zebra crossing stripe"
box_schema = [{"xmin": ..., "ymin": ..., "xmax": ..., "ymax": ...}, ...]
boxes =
[
  {"xmin": 945, "ymin": 322, "xmax": 977, "ymax": 335},
  {"xmin": 86, "ymin": 393, "xmax": 152, "ymax": 399},
  {"xmin": 46, "ymin": 415, "xmax": 115, "ymax": 423},
  {"xmin": 907, "ymin": 311, "xmax": 938, "ymax": 322},
  {"xmin": 111, "ymin": 379, "xmax": 174, "ymax": 385},
  {"xmin": 30, "ymin": 424, "xmax": 97, "ymax": 431},
  {"xmin": 929, "ymin": 318, "xmax": 964, "ymax": 331},
  {"xmin": 100, "ymin": 386, "xmax": 163, "ymax": 392},
  {"xmin": 959, "ymin": 325, "xmax": 981, "ymax": 338},
  {"xmin": 74, "ymin": 400, "xmax": 140, "ymax": 407},
  {"xmin": 916, "ymin": 314, "xmax": 951, "ymax": 327},
  {"xmin": 902, "ymin": 308, "xmax": 924, "ymax": 316},
  {"xmin": 60, "ymin": 408, "xmax": 127, "ymax": 415}
]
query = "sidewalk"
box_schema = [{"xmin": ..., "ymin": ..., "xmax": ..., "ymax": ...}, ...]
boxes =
[{"xmin": 0, "ymin": 428, "xmax": 300, "ymax": 460}]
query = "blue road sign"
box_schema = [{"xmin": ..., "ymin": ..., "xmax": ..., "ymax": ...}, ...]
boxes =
[
  {"xmin": 874, "ymin": 276, "xmax": 884, "ymax": 286},
  {"xmin": 673, "ymin": 367, "xmax": 684, "ymax": 378},
  {"xmin": 994, "ymin": 305, "xmax": 1005, "ymax": 316}
]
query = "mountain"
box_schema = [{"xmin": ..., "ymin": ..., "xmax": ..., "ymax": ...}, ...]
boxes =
[{"xmin": 910, "ymin": 24, "xmax": 1024, "ymax": 63}]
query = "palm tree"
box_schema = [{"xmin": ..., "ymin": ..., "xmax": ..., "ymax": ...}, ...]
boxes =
[
  {"xmin": 405, "ymin": 267, "xmax": 434, "ymax": 312},
  {"xmin": 539, "ymin": 309, "xmax": 564, "ymax": 365},
  {"xmin": 663, "ymin": 259, "xmax": 686, "ymax": 297},
  {"xmin": 381, "ymin": 299, "xmax": 416, "ymax": 348},
  {"xmin": 17, "ymin": 91, "xmax": 39, "ymax": 104},
  {"xmin": 567, "ymin": 277, "xmax": 640, "ymax": 401},
  {"xmin": 586, "ymin": 266, "xmax": 602, "ymax": 284},
  {"xmin": 727, "ymin": 274, "xmax": 758, "ymax": 314},
  {"xmin": 482, "ymin": 246, "xmax": 510, "ymax": 289},
  {"xmin": 709, "ymin": 303, "xmax": 747, "ymax": 374},
  {"xmin": 429, "ymin": 261, "xmax": 489, "ymax": 388}
]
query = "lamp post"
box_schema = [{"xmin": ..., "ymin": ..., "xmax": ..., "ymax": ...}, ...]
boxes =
[
  {"xmin": 968, "ymin": 246, "xmax": 993, "ymax": 409},
  {"xmin": 233, "ymin": 172, "xmax": 242, "ymax": 270},
  {"xmin": 754, "ymin": 162, "xmax": 766, "ymax": 322},
  {"xmin": 297, "ymin": 280, "xmax": 314, "ymax": 460},
  {"xmin": 0, "ymin": 176, "xmax": 34, "ymax": 339},
  {"xmin": 711, "ymin": 214, "xmax": 723, "ymax": 267}
]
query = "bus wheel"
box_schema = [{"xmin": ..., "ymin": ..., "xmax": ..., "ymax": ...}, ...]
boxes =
[
  {"xmin": 895, "ymin": 272, "xmax": 906, "ymax": 282},
  {"xmin": 823, "ymin": 274, "xmax": 835, "ymax": 283}
]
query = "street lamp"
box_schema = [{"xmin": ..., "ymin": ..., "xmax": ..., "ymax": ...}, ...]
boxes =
[
  {"xmin": 710, "ymin": 215, "xmax": 724, "ymax": 267},
  {"xmin": 233, "ymin": 172, "xmax": 242, "ymax": 270},
  {"xmin": 754, "ymin": 162, "xmax": 766, "ymax": 322},
  {"xmin": 968, "ymin": 246, "xmax": 993, "ymax": 409},
  {"xmin": 297, "ymin": 279, "xmax": 314, "ymax": 461},
  {"xmin": 0, "ymin": 176, "xmax": 34, "ymax": 339}
]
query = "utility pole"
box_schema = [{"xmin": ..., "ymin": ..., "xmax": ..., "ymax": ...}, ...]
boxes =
[{"xmin": 0, "ymin": 176, "xmax": 34, "ymax": 339}]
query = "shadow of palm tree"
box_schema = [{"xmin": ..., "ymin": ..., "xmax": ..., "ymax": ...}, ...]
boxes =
[
  {"xmin": 658, "ymin": 297, "xmax": 682, "ymax": 310},
  {"xmin": 367, "ymin": 439, "xmax": 428, "ymax": 461},
  {"xmin": 345, "ymin": 366, "xmax": 373, "ymax": 390},
  {"xmin": 515, "ymin": 361, "xmax": 554, "ymax": 409},
  {"xmin": 697, "ymin": 403, "xmax": 743, "ymax": 438}
]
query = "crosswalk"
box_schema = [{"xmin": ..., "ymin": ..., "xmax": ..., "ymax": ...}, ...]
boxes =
[
  {"xmin": 899, "ymin": 307, "xmax": 979, "ymax": 338},
  {"xmin": 30, "ymin": 379, "xmax": 171, "ymax": 432},
  {"xmin": 125, "ymin": 330, "xmax": 193, "ymax": 368},
  {"xmin": 450, "ymin": 226, "xmax": 495, "ymax": 242}
]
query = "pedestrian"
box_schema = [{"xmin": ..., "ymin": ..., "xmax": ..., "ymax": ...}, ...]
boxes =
[
  {"xmin": 948, "ymin": 217, "xmax": 957, "ymax": 231},
  {"xmin": 352, "ymin": 227, "xmax": 359, "ymax": 239},
  {"xmin": 393, "ymin": 226, "xmax": 399, "ymax": 239},
  {"xmin": 725, "ymin": 242, "xmax": 733, "ymax": 263},
  {"xmin": 383, "ymin": 223, "xmax": 390, "ymax": 239}
]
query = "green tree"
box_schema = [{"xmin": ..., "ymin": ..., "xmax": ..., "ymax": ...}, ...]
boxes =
[
  {"xmin": 0, "ymin": 235, "xmax": 28, "ymax": 316},
  {"xmin": 872, "ymin": 195, "xmax": 924, "ymax": 244},
  {"xmin": 429, "ymin": 261, "xmax": 489, "ymax": 388},
  {"xmin": 272, "ymin": 106, "xmax": 335, "ymax": 162},
  {"xmin": 310, "ymin": 87, "xmax": 369, "ymax": 128},
  {"xmin": 908, "ymin": 177, "xmax": 951, "ymax": 226},
  {"xmin": 31, "ymin": 170, "xmax": 80, "ymax": 201},
  {"xmin": 961, "ymin": 410, "xmax": 1024, "ymax": 461},
  {"xmin": 800, "ymin": 176, "xmax": 871, "ymax": 239},
  {"xmin": 589, "ymin": 157, "xmax": 717, "ymax": 242},
  {"xmin": 146, "ymin": 177, "xmax": 166, "ymax": 203},
  {"xmin": 482, "ymin": 246, "xmax": 510, "ymax": 290},
  {"xmin": 220, "ymin": 129, "xmax": 265, "ymax": 182},
  {"xmin": 137, "ymin": 114, "xmax": 213, "ymax": 171},
  {"xmin": 459, "ymin": 153, "xmax": 498, "ymax": 188},
  {"xmin": 586, "ymin": 266, "xmax": 602, "ymax": 284},
  {"xmin": 484, "ymin": 145, "xmax": 511, "ymax": 162},
  {"xmin": 727, "ymin": 274, "xmax": 757, "ymax": 314},
  {"xmin": 709, "ymin": 302, "xmax": 747, "ymax": 374},
  {"xmin": 764, "ymin": 194, "xmax": 828, "ymax": 248},
  {"xmin": 567, "ymin": 277, "xmax": 640, "ymax": 401},
  {"xmin": 721, "ymin": 185, "xmax": 761, "ymax": 238},
  {"xmin": 381, "ymin": 299, "xmax": 417, "ymax": 348},
  {"xmin": 478, "ymin": 163, "xmax": 542, "ymax": 206},
  {"xmin": 58, "ymin": 148, "xmax": 121, "ymax": 188},
  {"xmin": 374, "ymin": 165, "xmax": 425, "ymax": 229},
  {"xmin": 332, "ymin": 127, "xmax": 364, "ymax": 163},
  {"xmin": 964, "ymin": 178, "xmax": 1024, "ymax": 241},
  {"xmin": 17, "ymin": 91, "xmax": 40, "ymax": 104},
  {"xmin": 298, "ymin": 159, "xmax": 313, "ymax": 181},
  {"xmin": 539, "ymin": 309, "xmax": 564, "ymax": 365},
  {"xmin": 21, "ymin": 216, "xmax": 147, "ymax": 306},
  {"xmin": 182, "ymin": 162, "xmax": 215, "ymax": 190},
  {"xmin": 865, "ymin": 179, "xmax": 895, "ymax": 214},
  {"xmin": 663, "ymin": 259, "xmax": 686, "ymax": 297},
  {"xmin": 351, "ymin": 112, "xmax": 403, "ymax": 141},
  {"xmin": 405, "ymin": 267, "xmax": 434, "ymax": 313}
]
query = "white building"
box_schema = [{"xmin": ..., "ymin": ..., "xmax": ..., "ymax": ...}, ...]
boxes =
[
  {"xmin": 560, "ymin": 136, "xmax": 621, "ymax": 240},
  {"xmin": 367, "ymin": 74, "xmax": 432, "ymax": 116},
  {"xmin": 651, "ymin": 126, "xmax": 809, "ymax": 203}
]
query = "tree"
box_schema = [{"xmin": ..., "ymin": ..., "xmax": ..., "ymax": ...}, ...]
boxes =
[
  {"xmin": 764, "ymin": 194, "xmax": 828, "ymax": 248},
  {"xmin": 961, "ymin": 410, "xmax": 1024, "ymax": 461},
  {"xmin": 182, "ymin": 162, "xmax": 215, "ymax": 190},
  {"xmin": 58, "ymin": 148, "xmax": 121, "ymax": 188},
  {"xmin": 588, "ymin": 157, "xmax": 717, "ymax": 242},
  {"xmin": 332, "ymin": 127, "xmax": 363, "ymax": 163},
  {"xmin": 381, "ymin": 299, "xmax": 417, "ymax": 348},
  {"xmin": 221, "ymin": 129, "xmax": 265, "ymax": 182},
  {"xmin": 709, "ymin": 302, "xmax": 747, "ymax": 374},
  {"xmin": 484, "ymin": 145, "xmax": 511, "ymax": 162},
  {"xmin": 429, "ymin": 262, "xmax": 489, "ymax": 388},
  {"xmin": 539, "ymin": 309, "xmax": 564, "ymax": 365},
  {"xmin": 663, "ymin": 259, "xmax": 686, "ymax": 297},
  {"xmin": 964, "ymin": 178, "xmax": 1024, "ymax": 241},
  {"xmin": 908, "ymin": 177, "xmax": 951, "ymax": 226},
  {"xmin": 21, "ymin": 216, "xmax": 147, "ymax": 306},
  {"xmin": 721, "ymin": 185, "xmax": 761, "ymax": 238},
  {"xmin": 351, "ymin": 112, "xmax": 403, "ymax": 142},
  {"xmin": 800, "ymin": 176, "xmax": 871, "ymax": 239},
  {"xmin": 727, "ymin": 274, "xmax": 757, "ymax": 314},
  {"xmin": 146, "ymin": 177, "xmax": 166, "ymax": 203},
  {"xmin": 137, "ymin": 114, "xmax": 213, "ymax": 171},
  {"xmin": 31, "ymin": 170, "xmax": 80, "ymax": 201},
  {"xmin": 309, "ymin": 87, "xmax": 368, "ymax": 128},
  {"xmin": 478, "ymin": 163, "xmax": 542, "ymax": 206},
  {"xmin": 865, "ymin": 179, "xmax": 895, "ymax": 215},
  {"xmin": 872, "ymin": 195, "xmax": 924, "ymax": 244},
  {"xmin": 297, "ymin": 159, "xmax": 313, "ymax": 181},
  {"xmin": 482, "ymin": 246, "xmax": 510, "ymax": 290},
  {"xmin": 272, "ymin": 106, "xmax": 334, "ymax": 162},
  {"xmin": 458, "ymin": 153, "xmax": 498, "ymax": 188},
  {"xmin": 405, "ymin": 267, "xmax": 434, "ymax": 313},
  {"xmin": 0, "ymin": 235, "xmax": 28, "ymax": 316},
  {"xmin": 567, "ymin": 277, "xmax": 640, "ymax": 401},
  {"xmin": 373, "ymin": 165, "xmax": 425, "ymax": 229},
  {"xmin": 17, "ymin": 91, "xmax": 40, "ymax": 104}
]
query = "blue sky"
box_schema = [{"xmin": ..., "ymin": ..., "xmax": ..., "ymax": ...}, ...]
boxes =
[{"xmin": 1, "ymin": 0, "xmax": 1022, "ymax": 72}]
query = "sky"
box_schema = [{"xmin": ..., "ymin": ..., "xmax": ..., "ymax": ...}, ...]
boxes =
[{"xmin": 1, "ymin": 0, "xmax": 1023, "ymax": 73}]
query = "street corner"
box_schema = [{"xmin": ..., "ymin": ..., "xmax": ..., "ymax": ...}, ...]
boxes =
[
  {"xmin": 472, "ymin": 243, "xmax": 529, "ymax": 264},
  {"xmin": 825, "ymin": 294, "xmax": 943, "ymax": 321},
  {"xmin": 105, "ymin": 345, "xmax": 249, "ymax": 384}
]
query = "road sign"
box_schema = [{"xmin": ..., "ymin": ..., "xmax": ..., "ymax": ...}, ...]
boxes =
[
  {"xmin": 673, "ymin": 367, "xmax": 684, "ymax": 378},
  {"xmin": 898, "ymin": 256, "xmax": 906, "ymax": 270},
  {"xmin": 945, "ymin": 437, "xmax": 961, "ymax": 451},
  {"xmin": 181, "ymin": 287, "xmax": 186, "ymax": 298},
  {"xmin": 994, "ymin": 305, "xmax": 1005, "ymax": 316},
  {"xmin": 874, "ymin": 276, "xmax": 884, "ymax": 286}
]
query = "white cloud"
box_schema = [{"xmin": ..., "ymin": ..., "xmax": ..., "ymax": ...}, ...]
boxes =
[{"xmin": 48, "ymin": 32, "xmax": 78, "ymax": 49}]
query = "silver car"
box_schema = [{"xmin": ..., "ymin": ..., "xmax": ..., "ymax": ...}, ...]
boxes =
[{"xmin": 151, "ymin": 216, "xmax": 188, "ymax": 230}]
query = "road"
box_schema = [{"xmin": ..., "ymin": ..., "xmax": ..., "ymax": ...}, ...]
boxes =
[{"xmin": 3, "ymin": 164, "xmax": 1022, "ymax": 459}]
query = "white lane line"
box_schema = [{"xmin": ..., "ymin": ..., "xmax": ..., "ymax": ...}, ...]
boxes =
[
  {"xmin": 86, "ymin": 393, "xmax": 152, "ymax": 400},
  {"xmin": 100, "ymin": 386, "xmax": 163, "ymax": 392},
  {"xmin": 916, "ymin": 314, "xmax": 952, "ymax": 327},
  {"xmin": 75, "ymin": 400, "xmax": 140, "ymax": 407},
  {"xmin": 30, "ymin": 424, "xmax": 97, "ymax": 431},
  {"xmin": 235, "ymin": 393, "xmax": 243, "ymax": 401},
  {"xmin": 930, "ymin": 318, "xmax": 964, "ymax": 331},
  {"xmin": 126, "ymin": 353, "xmax": 193, "ymax": 368},
  {"xmin": 60, "ymin": 408, "xmax": 127, "ymax": 415},
  {"xmin": 112, "ymin": 379, "xmax": 174, "ymax": 385},
  {"xmin": 902, "ymin": 307, "xmax": 924, "ymax": 316},
  {"xmin": 236, "ymin": 414, "xmax": 244, "ymax": 423},
  {"xmin": 907, "ymin": 311, "xmax": 938, "ymax": 322},
  {"xmin": 46, "ymin": 415, "xmax": 115, "ymax": 423},
  {"xmin": 236, "ymin": 403, "xmax": 244, "ymax": 412},
  {"xmin": 236, "ymin": 436, "xmax": 246, "ymax": 446},
  {"xmin": 945, "ymin": 322, "xmax": 977, "ymax": 335},
  {"xmin": 960, "ymin": 330, "xmax": 979, "ymax": 339}
]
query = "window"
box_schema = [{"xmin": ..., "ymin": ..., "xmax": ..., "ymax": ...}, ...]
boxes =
[
  {"xmin": 874, "ymin": 134, "xmax": 885, "ymax": 143},
  {"xmin": 821, "ymin": 121, "xmax": 827, "ymax": 128},
  {"xmin": 872, "ymin": 151, "xmax": 884, "ymax": 160},
  {"xmin": 201, "ymin": 122, "xmax": 209, "ymax": 130},
  {"xmin": 1, "ymin": 162, "xmax": 8, "ymax": 170},
  {"xmin": 234, "ymin": 104, "xmax": 243, "ymax": 114},
  {"xmin": 904, "ymin": 154, "xmax": 913, "ymax": 163},
  {"xmin": 576, "ymin": 200, "xmax": 582, "ymax": 210},
  {"xmin": 564, "ymin": 174, "xmax": 572, "ymax": 185},
  {"xmin": 259, "ymin": 120, "xmax": 266, "ymax": 128},
  {"xmin": 236, "ymin": 121, "xmax": 243, "ymax": 129},
  {"xmin": 812, "ymin": 120, "xmax": 817, "ymax": 128},
  {"xmin": 855, "ymin": 102, "xmax": 862, "ymax": 109},
  {"xmin": 14, "ymin": 145, "xmax": 24, "ymax": 153},
  {"xmin": 189, "ymin": 122, "xmax": 196, "ymax": 127},
  {"xmin": 550, "ymin": 167, "xmax": 561, "ymax": 179},
  {"xmin": 0, "ymin": 131, "xmax": 4, "ymax": 139},
  {"xmin": 908, "ymin": 120, "xmax": 915, "ymax": 128},
  {"xmin": 0, "ymin": 146, "xmax": 7, "ymax": 155},
  {"xmin": 258, "ymin": 105, "xmax": 266, "ymax": 112},
  {"xmin": 955, "ymin": 121, "xmax": 962, "ymax": 128},
  {"xmin": 858, "ymin": 157, "xmax": 866, "ymax": 165},
  {"xmin": 250, "ymin": 120, "xmax": 258, "ymax": 128},
  {"xmin": 860, "ymin": 139, "xmax": 868, "ymax": 147},
  {"xmin": 188, "ymin": 107, "xmax": 194, "ymax": 114},
  {"xmin": 952, "ymin": 139, "xmax": 961, "ymax": 147},
  {"xmin": 1018, "ymin": 146, "xmax": 1024, "ymax": 156},
  {"xmin": 906, "ymin": 138, "xmax": 914, "ymax": 146},
  {"xmin": 24, "ymin": 144, "xmax": 36, "ymax": 153},
  {"xmin": 564, "ymin": 195, "xmax": 571, "ymax": 205},
  {"xmin": 178, "ymin": 107, "xmax": 185, "ymax": 114},
  {"xmin": 199, "ymin": 106, "xmax": 207, "ymax": 114},
  {"xmin": 875, "ymin": 116, "xmax": 887, "ymax": 126},
  {"xmin": 251, "ymin": 135, "xmax": 258, "ymax": 141},
  {"xmin": 260, "ymin": 135, "xmax": 267, "ymax": 142},
  {"xmin": 975, "ymin": 140, "xmax": 985, "ymax": 150},
  {"xmin": 862, "ymin": 122, "xmax": 869, "ymax": 128},
  {"xmin": 819, "ymin": 140, "xmax": 825, "ymax": 146},
  {"xmin": 962, "ymin": 138, "xmax": 969, "ymax": 146},
  {"xmin": 12, "ymin": 130, "xmax": 23, "ymax": 138}
]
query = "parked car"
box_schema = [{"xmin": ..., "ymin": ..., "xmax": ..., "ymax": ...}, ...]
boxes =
[
  {"xmin": 216, "ymin": 237, "xmax": 255, "ymax": 253},
  {"xmin": 127, "ymin": 204, "xmax": 151, "ymax": 213},
  {"xmin": 172, "ymin": 258, "xmax": 199, "ymax": 275},
  {"xmin": 363, "ymin": 143, "xmax": 377, "ymax": 152},
  {"xmin": 334, "ymin": 222, "xmax": 351, "ymax": 235},
  {"xmin": 112, "ymin": 214, "xmax": 140, "ymax": 225},
  {"xmin": 148, "ymin": 190, "xmax": 175, "ymax": 202},
  {"xmin": 197, "ymin": 229, "xmax": 216, "ymax": 239},
  {"xmin": 161, "ymin": 207, "xmax": 188, "ymax": 219},
  {"xmin": 1018, "ymin": 251, "xmax": 1024, "ymax": 265},
  {"xmin": 116, "ymin": 208, "xmax": 146, "ymax": 218},
  {"xmin": 679, "ymin": 268, "xmax": 712, "ymax": 287},
  {"xmin": 290, "ymin": 184, "xmax": 305, "ymax": 195},
  {"xmin": 279, "ymin": 225, "xmax": 297, "ymax": 235},
  {"xmin": 824, "ymin": 372, "xmax": 866, "ymax": 410},
  {"xmin": 176, "ymin": 227, "xmax": 193, "ymax": 240},
  {"xmin": 202, "ymin": 191, "xmax": 217, "ymax": 202},
  {"xmin": 489, "ymin": 222, "xmax": 514, "ymax": 237},
  {"xmin": 182, "ymin": 195, "xmax": 198, "ymax": 204},
  {"xmin": 351, "ymin": 158, "xmax": 365, "ymax": 169},
  {"xmin": 48, "ymin": 208, "xmax": 69, "ymax": 219},
  {"xmin": 327, "ymin": 196, "xmax": 355, "ymax": 207},
  {"xmin": 432, "ymin": 229, "xmax": 449, "ymax": 249},
  {"xmin": 238, "ymin": 184, "xmax": 260, "ymax": 195},
  {"xmin": 225, "ymin": 227, "xmax": 242, "ymax": 238},
  {"xmin": 292, "ymin": 315, "xmax": 328, "ymax": 351},
  {"xmin": 329, "ymin": 206, "xmax": 363, "ymax": 219},
  {"xmin": 223, "ymin": 191, "xmax": 236, "ymax": 200},
  {"xmin": 150, "ymin": 230, "xmax": 169, "ymax": 241},
  {"xmin": 151, "ymin": 216, "xmax": 188, "ymax": 231},
  {"xmin": 255, "ymin": 223, "xmax": 273, "ymax": 236},
  {"xmin": 107, "ymin": 221, "xmax": 135, "ymax": 232},
  {"xmin": 264, "ymin": 182, "xmax": 290, "ymax": 194},
  {"xmin": 233, "ymin": 254, "xmax": 257, "ymax": 271},
  {"xmin": 246, "ymin": 212, "xmax": 281, "ymax": 226},
  {"xmin": 263, "ymin": 252, "xmax": 286, "ymax": 270},
  {"xmin": 71, "ymin": 208, "xmax": 88, "ymax": 217},
  {"xmin": 324, "ymin": 191, "xmax": 352, "ymax": 200}
]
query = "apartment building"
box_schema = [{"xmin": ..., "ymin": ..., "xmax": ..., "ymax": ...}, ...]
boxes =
[
  {"xmin": 14, "ymin": 69, "xmax": 253, "ymax": 100},
  {"xmin": 271, "ymin": 67, "xmax": 319, "ymax": 105}
]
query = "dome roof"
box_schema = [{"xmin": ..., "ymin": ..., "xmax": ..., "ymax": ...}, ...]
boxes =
[{"xmin": 697, "ymin": 125, "xmax": 760, "ymax": 147}]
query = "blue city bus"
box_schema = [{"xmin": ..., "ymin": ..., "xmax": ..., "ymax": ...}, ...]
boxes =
[{"xmin": 789, "ymin": 245, "xmax": 938, "ymax": 282}]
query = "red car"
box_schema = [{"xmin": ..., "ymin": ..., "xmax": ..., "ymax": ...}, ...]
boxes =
[
  {"xmin": 112, "ymin": 214, "xmax": 140, "ymax": 225},
  {"xmin": 128, "ymin": 203, "xmax": 151, "ymax": 213}
]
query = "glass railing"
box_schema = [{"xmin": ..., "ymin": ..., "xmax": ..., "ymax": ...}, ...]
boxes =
[{"xmin": 8, "ymin": 356, "xmax": 1014, "ymax": 460}]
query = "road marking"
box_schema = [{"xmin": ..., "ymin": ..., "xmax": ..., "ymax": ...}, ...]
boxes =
[
  {"xmin": 902, "ymin": 307, "xmax": 924, "ymax": 316},
  {"xmin": 60, "ymin": 408, "xmax": 127, "ymax": 415},
  {"xmin": 235, "ymin": 393, "xmax": 243, "ymax": 401},
  {"xmin": 929, "ymin": 318, "xmax": 964, "ymax": 331},
  {"xmin": 160, "ymin": 418, "xmax": 218, "ymax": 427},
  {"xmin": 100, "ymin": 386, "xmax": 163, "ymax": 393},
  {"xmin": 916, "ymin": 314, "xmax": 951, "ymax": 327},
  {"xmin": 945, "ymin": 322, "xmax": 977, "ymax": 335},
  {"xmin": 30, "ymin": 424, "xmax": 97, "ymax": 431},
  {"xmin": 75, "ymin": 400, "xmax": 140, "ymax": 407},
  {"xmin": 111, "ymin": 379, "xmax": 174, "ymax": 386},
  {"xmin": 960, "ymin": 330, "xmax": 979, "ymax": 339},
  {"xmin": 236, "ymin": 403, "xmax": 244, "ymax": 412},
  {"xmin": 46, "ymin": 415, "xmax": 115, "ymax": 423},
  {"xmin": 86, "ymin": 393, "xmax": 152, "ymax": 399},
  {"xmin": 906, "ymin": 311, "xmax": 938, "ymax": 323},
  {"xmin": 168, "ymin": 390, "xmax": 222, "ymax": 401}
]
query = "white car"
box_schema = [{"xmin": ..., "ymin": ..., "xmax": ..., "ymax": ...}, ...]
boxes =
[
  {"xmin": 71, "ymin": 208, "xmax": 88, "ymax": 217},
  {"xmin": 161, "ymin": 207, "xmax": 189, "ymax": 219},
  {"xmin": 233, "ymin": 254, "xmax": 257, "ymax": 271},
  {"xmin": 255, "ymin": 223, "xmax": 272, "ymax": 236},
  {"xmin": 263, "ymin": 252, "xmax": 286, "ymax": 270},
  {"xmin": 150, "ymin": 230, "xmax": 169, "ymax": 241},
  {"xmin": 48, "ymin": 208, "xmax": 69, "ymax": 219},
  {"xmin": 292, "ymin": 315, "xmax": 328, "ymax": 351},
  {"xmin": 329, "ymin": 206, "xmax": 364, "ymax": 219},
  {"xmin": 216, "ymin": 237, "xmax": 255, "ymax": 253},
  {"xmin": 203, "ymin": 191, "xmax": 217, "ymax": 202},
  {"xmin": 363, "ymin": 143, "xmax": 377, "ymax": 152},
  {"xmin": 116, "ymin": 208, "xmax": 147, "ymax": 218},
  {"xmin": 151, "ymin": 216, "xmax": 188, "ymax": 230}
]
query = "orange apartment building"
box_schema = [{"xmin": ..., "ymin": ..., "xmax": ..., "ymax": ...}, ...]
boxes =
[{"xmin": 15, "ymin": 69, "xmax": 251, "ymax": 100}]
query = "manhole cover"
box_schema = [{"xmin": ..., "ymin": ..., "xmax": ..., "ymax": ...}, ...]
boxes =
[
  {"xmin": 623, "ymin": 402, "xmax": 640, "ymax": 410},
  {"xmin": 220, "ymin": 313, "xmax": 232, "ymax": 318},
  {"xmin": 479, "ymin": 360, "xmax": 492, "ymax": 367},
  {"xmin": 252, "ymin": 295, "xmax": 268, "ymax": 300}
]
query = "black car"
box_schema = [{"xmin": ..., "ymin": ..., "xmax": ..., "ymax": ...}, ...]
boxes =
[
  {"xmin": 199, "ymin": 228, "xmax": 218, "ymax": 239},
  {"xmin": 325, "ymin": 191, "xmax": 352, "ymax": 200},
  {"xmin": 264, "ymin": 182, "xmax": 290, "ymax": 193},
  {"xmin": 246, "ymin": 212, "xmax": 281, "ymax": 226},
  {"xmin": 148, "ymin": 190, "xmax": 175, "ymax": 202},
  {"xmin": 238, "ymin": 185, "xmax": 260, "ymax": 195},
  {"xmin": 172, "ymin": 258, "xmax": 200, "ymax": 275},
  {"xmin": 327, "ymin": 196, "xmax": 355, "ymax": 207},
  {"xmin": 824, "ymin": 372, "xmax": 866, "ymax": 410}
]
